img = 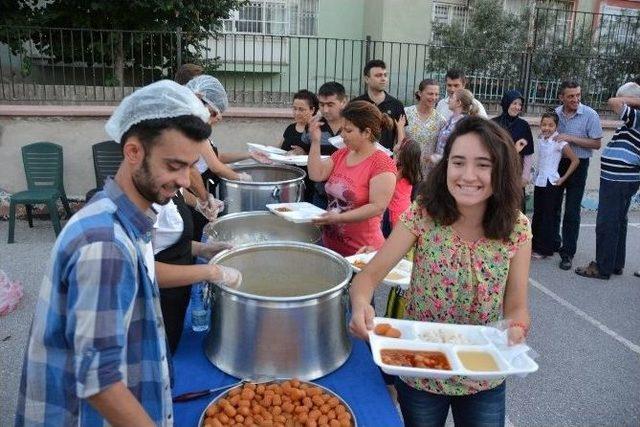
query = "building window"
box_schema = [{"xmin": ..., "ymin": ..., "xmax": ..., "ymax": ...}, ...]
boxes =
[
  {"xmin": 223, "ymin": 0, "xmax": 319, "ymax": 36},
  {"xmin": 431, "ymin": 1, "xmax": 469, "ymax": 40}
]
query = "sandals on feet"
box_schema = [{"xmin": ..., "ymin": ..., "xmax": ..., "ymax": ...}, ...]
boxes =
[{"xmin": 575, "ymin": 261, "xmax": 610, "ymax": 280}]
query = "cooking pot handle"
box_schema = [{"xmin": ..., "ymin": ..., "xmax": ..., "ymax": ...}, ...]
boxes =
[
  {"xmin": 271, "ymin": 186, "xmax": 281, "ymax": 202},
  {"xmin": 296, "ymin": 181, "xmax": 306, "ymax": 202}
]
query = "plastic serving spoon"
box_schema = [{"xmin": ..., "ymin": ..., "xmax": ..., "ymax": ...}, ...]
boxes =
[{"xmin": 172, "ymin": 378, "xmax": 272, "ymax": 403}]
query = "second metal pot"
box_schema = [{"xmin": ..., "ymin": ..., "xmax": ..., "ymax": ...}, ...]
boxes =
[{"xmin": 219, "ymin": 164, "xmax": 306, "ymax": 213}]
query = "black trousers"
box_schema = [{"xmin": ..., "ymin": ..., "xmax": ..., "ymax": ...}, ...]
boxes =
[
  {"xmin": 532, "ymin": 181, "xmax": 563, "ymax": 256},
  {"xmin": 595, "ymin": 179, "xmax": 640, "ymax": 275},
  {"xmin": 554, "ymin": 158, "xmax": 590, "ymax": 258},
  {"xmin": 159, "ymin": 285, "xmax": 192, "ymax": 355}
]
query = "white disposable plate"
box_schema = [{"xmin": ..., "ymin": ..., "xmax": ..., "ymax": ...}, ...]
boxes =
[
  {"xmin": 328, "ymin": 135, "xmax": 346, "ymax": 149},
  {"xmin": 266, "ymin": 202, "xmax": 326, "ymax": 223},
  {"xmin": 246, "ymin": 142, "xmax": 288, "ymax": 156},
  {"xmin": 268, "ymin": 153, "xmax": 329, "ymax": 166},
  {"xmin": 368, "ymin": 317, "xmax": 539, "ymax": 380},
  {"xmin": 344, "ymin": 251, "xmax": 412, "ymax": 289}
]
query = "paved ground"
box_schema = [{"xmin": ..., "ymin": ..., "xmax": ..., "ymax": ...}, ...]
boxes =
[{"xmin": 1, "ymin": 212, "xmax": 639, "ymax": 426}]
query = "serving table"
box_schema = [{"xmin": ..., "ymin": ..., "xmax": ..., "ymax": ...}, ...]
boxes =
[{"xmin": 172, "ymin": 310, "xmax": 404, "ymax": 427}]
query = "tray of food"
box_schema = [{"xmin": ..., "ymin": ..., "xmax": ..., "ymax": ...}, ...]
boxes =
[
  {"xmin": 199, "ymin": 379, "xmax": 357, "ymax": 427},
  {"xmin": 368, "ymin": 317, "xmax": 538, "ymax": 381},
  {"xmin": 247, "ymin": 143, "xmax": 288, "ymax": 156},
  {"xmin": 266, "ymin": 202, "xmax": 326, "ymax": 223},
  {"xmin": 344, "ymin": 252, "xmax": 412, "ymax": 289}
]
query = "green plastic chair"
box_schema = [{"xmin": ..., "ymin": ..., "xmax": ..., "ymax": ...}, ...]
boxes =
[
  {"xmin": 92, "ymin": 140, "xmax": 122, "ymax": 189},
  {"xmin": 7, "ymin": 142, "xmax": 73, "ymax": 243}
]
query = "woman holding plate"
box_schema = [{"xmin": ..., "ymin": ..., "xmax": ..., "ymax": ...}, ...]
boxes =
[
  {"xmin": 307, "ymin": 100, "xmax": 397, "ymax": 256},
  {"xmin": 349, "ymin": 117, "xmax": 532, "ymax": 427}
]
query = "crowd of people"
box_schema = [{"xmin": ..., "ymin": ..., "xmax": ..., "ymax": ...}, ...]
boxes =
[{"xmin": 13, "ymin": 56, "xmax": 640, "ymax": 427}]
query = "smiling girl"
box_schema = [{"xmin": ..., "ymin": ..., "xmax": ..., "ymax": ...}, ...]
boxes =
[{"xmin": 349, "ymin": 117, "xmax": 532, "ymax": 426}]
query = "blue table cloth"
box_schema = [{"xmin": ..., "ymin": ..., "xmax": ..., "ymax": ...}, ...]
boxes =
[{"xmin": 171, "ymin": 320, "xmax": 403, "ymax": 427}]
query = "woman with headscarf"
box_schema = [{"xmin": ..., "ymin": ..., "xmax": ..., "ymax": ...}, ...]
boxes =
[{"xmin": 492, "ymin": 90, "xmax": 534, "ymax": 213}]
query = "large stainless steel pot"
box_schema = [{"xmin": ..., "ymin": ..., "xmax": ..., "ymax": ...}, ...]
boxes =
[
  {"xmin": 203, "ymin": 211, "xmax": 321, "ymax": 246},
  {"xmin": 205, "ymin": 242, "xmax": 353, "ymax": 380},
  {"xmin": 219, "ymin": 164, "xmax": 306, "ymax": 213}
]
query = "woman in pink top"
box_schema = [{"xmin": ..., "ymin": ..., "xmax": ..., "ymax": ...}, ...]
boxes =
[{"xmin": 308, "ymin": 101, "xmax": 397, "ymax": 256}]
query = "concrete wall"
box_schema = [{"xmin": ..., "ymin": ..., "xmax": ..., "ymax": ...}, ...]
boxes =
[
  {"xmin": 0, "ymin": 115, "xmax": 290, "ymax": 198},
  {"xmin": 0, "ymin": 111, "xmax": 616, "ymax": 200}
]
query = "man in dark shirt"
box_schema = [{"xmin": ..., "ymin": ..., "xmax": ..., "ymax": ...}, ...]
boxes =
[
  {"xmin": 353, "ymin": 59, "xmax": 404, "ymax": 150},
  {"xmin": 300, "ymin": 81, "xmax": 348, "ymax": 208}
]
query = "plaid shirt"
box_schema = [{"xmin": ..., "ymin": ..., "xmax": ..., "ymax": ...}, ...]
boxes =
[
  {"xmin": 555, "ymin": 103, "xmax": 603, "ymax": 159},
  {"xmin": 15, "ymin": 179, "xmax": 173, "ymax": 426}
]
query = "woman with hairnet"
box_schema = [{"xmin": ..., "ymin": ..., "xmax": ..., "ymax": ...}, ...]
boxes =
[{"xmin": 185, "ymin": 75, "xmax": 271, "ymax": 238}]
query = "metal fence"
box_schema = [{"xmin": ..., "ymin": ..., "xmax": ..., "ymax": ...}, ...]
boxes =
[{"xmin": 0, "ymin": 7, "xmax": 638, "ymax": 113}]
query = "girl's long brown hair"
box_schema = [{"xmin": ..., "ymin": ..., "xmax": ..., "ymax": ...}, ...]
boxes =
[{"xmin": 416, "ymin": 116, "xmax": 522, "ymax": 240}]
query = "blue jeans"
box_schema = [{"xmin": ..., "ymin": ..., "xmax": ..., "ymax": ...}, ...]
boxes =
[
  {"xmin": 555, "ymin": 157, "xmax": 590, "ymax": 259},
  {"xmin": 395, "ymin": 378, "xmax": 506, "ymax": 427},
  {"xmin": 596, "ymin": 179, "xmax": 640, "ymax": 275}
]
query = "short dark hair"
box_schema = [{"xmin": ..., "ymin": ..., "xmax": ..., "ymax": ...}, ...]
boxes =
[
  {"xmin": 541, "ymin": 111, "xmax": 559, "ymax": 126},
  {"xmin": 121, "ymin": 115, "xmax": 211, "ymax": 153},
  {"xmin": 293, "ymin": 89, "xmax": 319, "ymax": 114},
  {"xmin": 558, "ymin": 80, "xmax": 580, "ymax": 96},
  {"xmin": 416, "ymin": 116, "xmax": 522, "ymax": 240},
  {"xmin": 445, "ymin": 69, "xmax": 466, "ymax": 83},
  {"xmin": 318, "ymin": 81, "xmax": 346, "ymax": 100},
  {"xmin": 415, "ymin": 78, "xmax": 439, "ymax": 101},
  {"xmin": 634, "ymin": 76, "xmax": 640, "ymax": 85},
  {"xmin": 363, "ymin": 59, "xmax": 386, "ymax": 76},
  {"xmin": 174, "ymin": 64, "xmax": 204, "ymax": 85}
]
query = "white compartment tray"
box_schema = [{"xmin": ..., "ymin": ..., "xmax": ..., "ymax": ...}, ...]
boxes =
[
  {"xmin": 266, "ymin": 202, "xmax": 326, "ymax": 223},
  {"xmin": 368, "ymin": 317, "xmax": 538, "ymax": 380},
  {"xmin": 344, "ymin": 252, "xmax": 412, "ymax": 289}
]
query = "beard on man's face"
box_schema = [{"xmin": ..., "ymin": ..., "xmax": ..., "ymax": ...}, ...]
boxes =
[{"xmin": 132, "ymin": 156, "xmax": 174, "ymax": 205}]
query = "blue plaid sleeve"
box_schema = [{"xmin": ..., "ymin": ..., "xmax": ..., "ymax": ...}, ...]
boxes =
[{"xmin": 65, "ymin": 241, "xmax": 138, "ymax": 399}]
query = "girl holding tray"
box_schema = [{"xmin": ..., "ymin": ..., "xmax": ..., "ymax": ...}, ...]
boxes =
[{"xmin": 349, "ymin": 116, "xmax": 532, "ymax": 427}]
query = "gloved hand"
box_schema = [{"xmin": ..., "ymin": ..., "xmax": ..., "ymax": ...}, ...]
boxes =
[
  {"xmin": 195, "ymin": 194, "xmax": 225, "ymax": 221},
  {"xmin": 249, "ymin": 151, "xmax": 273, "ymax": 164},
  {"xmin": 237, "ymin": 172, "xmax": 253, "ymax": 182},
  {"xmin": 197, "ymin": 241, "xmax": 233, "ymax": 260},
  {"xmin": 212, "ymin": 265, "xmax": 242, "ymax": 289}
]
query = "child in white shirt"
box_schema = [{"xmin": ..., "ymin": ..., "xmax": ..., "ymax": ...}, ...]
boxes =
[{"xmin": 532, "ymin": 112, "xmax": 579, "ymax": 258}]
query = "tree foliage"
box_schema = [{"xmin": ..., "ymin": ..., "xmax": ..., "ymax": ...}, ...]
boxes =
[
  {"xmin": 427, "ymin": 0, "xmax": 529, "ymax": 78},
  {"xmin": 0, "ymin": 0, "xmax": 246, "ymax": 85}
]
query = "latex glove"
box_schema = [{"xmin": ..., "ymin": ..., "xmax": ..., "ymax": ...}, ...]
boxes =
[
  {"xmin": 213, "ymin": 265, "xmax": 242, "ymax": 289},
  {"xmin": 237, "ymin": 172, "xmax": 253, "ymax": 182},
  {"xmin": 249, "ymin": 150, "xmax": 273, "ymax": 164},
  {"xmin": 197, "ymin": 241, "xmax": 233, "ymax": 260},
  {"xmin": 195, "ymin": 194, "xmax": 225, "ymax": 221}
]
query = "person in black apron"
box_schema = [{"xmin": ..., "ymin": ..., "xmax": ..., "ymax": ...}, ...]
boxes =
[{"xmin": 154, "ymin": 192, "xmax": 240, "ymax": 354}]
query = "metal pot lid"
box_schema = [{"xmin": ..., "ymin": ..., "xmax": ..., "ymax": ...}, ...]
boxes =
[
  {"xmin": 209, "ymin": 242, "xmax": 352, "ymax": 302},
  {"xmin": 220, "ymin": 164, "xmax": 306, "ymax": 186}
]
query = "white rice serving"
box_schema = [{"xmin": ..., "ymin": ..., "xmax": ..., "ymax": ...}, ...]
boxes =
[{"xmin": 418, "ymin": 328, "xmax": 471, "ymax": 344}]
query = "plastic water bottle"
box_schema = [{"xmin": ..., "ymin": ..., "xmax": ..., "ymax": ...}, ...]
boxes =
[{"xmin": 190, "ymin": 283, "xmax": 210, "ymax": 332}]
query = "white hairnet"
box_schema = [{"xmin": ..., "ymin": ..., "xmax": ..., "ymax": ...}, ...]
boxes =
[
  {"xmin": 105, "ymin": 80, "xmax": 211, "ymax": 143},
  {"xmin": 616, "ymin": 82, "xmax": 640, "ymax": 98},
  {"xmin": 186, "ymin": 75, "xmax": 229, "ymax": 113}
]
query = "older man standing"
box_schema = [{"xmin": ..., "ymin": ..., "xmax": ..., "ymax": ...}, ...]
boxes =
[
  {"xmin": 575, "ymin": 82, "xmax": 640, "ymax": 279},
  {"xmin": 554, "ymin": 81, "xmax": 603, "ymax": 270},
  {"xmin": 15, "ymin": 81, "xmax": 240, "ymax": 426}
]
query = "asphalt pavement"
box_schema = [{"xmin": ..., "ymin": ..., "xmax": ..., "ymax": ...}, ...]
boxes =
[{"xmin": 1, "ymin": 212, "xmax": 639, "ymax": 426}]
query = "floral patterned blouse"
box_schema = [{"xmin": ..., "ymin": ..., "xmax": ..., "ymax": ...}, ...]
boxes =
[
  {"xmin": 399, "ymin": 201, "xmax": 531, "ymax": 395},
  {"xmin": 404, "ymin": 105, "xmax": 446, "ymax": 174}
]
